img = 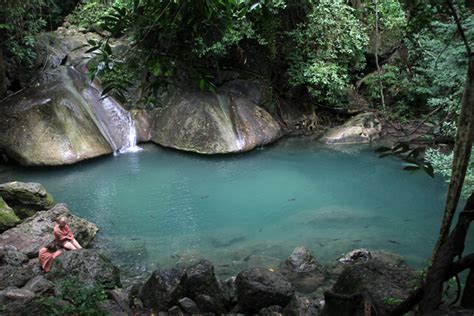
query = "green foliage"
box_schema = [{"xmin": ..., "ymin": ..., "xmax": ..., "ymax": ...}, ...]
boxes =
[
  {"xmin": 287, "ymin": 0, "xmax": 368, "ymax": 107},
  {"xmin": 363, "ymin": 0, "xmax": 407, "ymax": 30},
  {"xmin": 407, "ymin": 13, "xmax": 473, "ymax": 126},
  {"xmin": 66, "ymin": 1, "xmax": 109, "ymax": 29},
  {"xmin": 425, "ymin": 147, "xmax": 474, "ymax": 197},
  {"xmin": 0, "ymin": 0, "xmax": 76, "ymax": 66},
  {"xmin": 383, "ymin": 296, "xmax": 403, "ymax": 305},
  {"xmin": 376, "ymin": 142, "xmax": 435, "ymax": 177},
  {"xmin": 363, "ymin": 63, "xmax": 416, "ymax": 122},
  {"xmin": 36, "ymin": 276, "xmax": 108, "ymax": 316}
]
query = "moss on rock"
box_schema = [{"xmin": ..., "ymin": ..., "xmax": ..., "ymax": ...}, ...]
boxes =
[
  {"xmin": 0, "ymin": 182, "xmax": 55, "ymax": 219},
  {"xmin": 0, "ymin": 197, "xmax": 20, "ymax": 232}
]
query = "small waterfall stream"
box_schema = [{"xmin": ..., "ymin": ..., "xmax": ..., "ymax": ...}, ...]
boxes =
[
  {"xmin": 95, "ymin": 94, "xmax": 142, "ymax": 154},
  {"xmin": 69, "ymin": 66, "xmax": 141, "ymax": 154}
]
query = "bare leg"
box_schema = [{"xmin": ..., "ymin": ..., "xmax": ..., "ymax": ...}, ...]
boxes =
[
  {"xmin": 62, "ymin": 241, "xmax": 77, "ymax": 250},
  {"xmin": 71, "ymin": 239, "xmax": 82, "ymax": 249}
]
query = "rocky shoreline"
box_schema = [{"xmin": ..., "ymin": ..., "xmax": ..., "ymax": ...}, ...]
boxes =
[{"xmin": 0, "ymin": 181, "xmax": 417, "ymax": 315}]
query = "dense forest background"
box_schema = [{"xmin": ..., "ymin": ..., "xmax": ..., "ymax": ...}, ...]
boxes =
[
  {"xmin": 1, "ymin": 1, "xmax": 474, "ymax": 314},
  {"xmin": 1, "ymin": 0, "xmax": 473, "ymax": 194}
]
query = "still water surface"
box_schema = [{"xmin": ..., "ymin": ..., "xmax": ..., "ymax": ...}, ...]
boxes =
[{"xmin": 0, "ymin": 138, "xmax": 462, "ymax": 276}]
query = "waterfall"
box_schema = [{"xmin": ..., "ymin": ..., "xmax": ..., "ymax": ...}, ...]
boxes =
[
  {"xmin": 68, "ymin": 66, "xmax": 141, "ymax": 154},
  {"xmin": 98, "ymin": 95, "xmax": 142, "ymax": 154}
]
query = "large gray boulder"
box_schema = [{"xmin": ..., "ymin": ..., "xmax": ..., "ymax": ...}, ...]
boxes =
[
  {"xmin": 320, "ymin": 112, "xmax": 381, "ymax": 145},
  {"xmin": 152, "ymin": 91, "xmax": 282, "ymax": 154},
  {"xmin": 0, "ymin": 181, "xmax": 55, "ymax": 219},
  {"xmin": 0, "ymin": 203, "xmax": 98, "ymax": 258},
  {"xmin": 47, "ymin": 249, "xmax": 121, "ymax": 289},
  {"xmin": 322, "ymin": 258, "xmax": 417, "ymax": 316},
  {"xmin": 235, "ymin": 267, "xmax": 295, "ymax": 313},
  {"xmin": 0, "ymin": 66, "xmax": 112, "ymax": 166}
]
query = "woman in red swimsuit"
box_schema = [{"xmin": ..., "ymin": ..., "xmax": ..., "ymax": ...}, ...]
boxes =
[
  {"xmin": 54, "ymin": 216, "xmax": 83, "ymax": 250},
  {"xmin": 38, "ymin": 241, "xmax": 62, "ymax": 272}
]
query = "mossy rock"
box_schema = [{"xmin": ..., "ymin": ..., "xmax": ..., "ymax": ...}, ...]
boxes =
[
  {"xmin": 0, "ymin": 197, "xmax": 20, "ymax": 232},
  {"xmin": 0, "ymin": 182, "xmax": 55, "ymax": 219}
]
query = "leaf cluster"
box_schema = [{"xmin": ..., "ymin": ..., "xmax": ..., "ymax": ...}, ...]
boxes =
[{"xmin": 376, "ymin": 142, "xmax": 435, "ymax": 177}]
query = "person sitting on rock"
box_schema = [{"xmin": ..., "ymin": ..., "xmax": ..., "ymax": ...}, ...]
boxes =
[
  {"xmin": 38, "ymin": 241, "xmax": 62, "ymax": 273},
  {"xmin": 54, "ymin": 216, "xmax": 82, "ymax": 250}
]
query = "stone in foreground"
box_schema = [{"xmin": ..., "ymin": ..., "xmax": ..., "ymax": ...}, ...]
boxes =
[
  {"xmin": 322, "ymin": 258, "xmax": 417, "ymax": 315},
  {"xmin": 235, "ymin": 267, "xmax": 295, "ymax": 313},
  {"xmin": 47, "ymin": 249, "xmax": 121, "ymax": 289},
  {"xmin": 0, "ymin": 181, "xmax": 55, "ymax": 219},
  {"xmin": 139, "ymin": 260, "xmax": 227, "ymax": 312},
  {"xmin": 0, "ymin": 203, "xmax": 98, "ymax": 258},
  {"xmin": 320, "ymin": 112, "xmax": 381, "ymax": 145}
]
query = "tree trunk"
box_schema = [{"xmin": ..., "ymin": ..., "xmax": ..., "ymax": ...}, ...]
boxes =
[
  {"xmin": 374, "ymin": 0, "xmax": 386, "ymax": 111},
  {"xmin": 432, "ymin": 53, "xmax": 474, "ymax": 259},
  {"xmin": 419, "ymin": 194, "xmax": 474, "ymax": 313},
  {"xmin": 0, "ymin": 48, "xmax": 7, "ymax": 100},
  {"xmin": 461, "ymin": 268, "xmax": 474, "ymax": 308},
  {"xmin": 391, "ymin": 195, "xmax": 474, "ymax": 315}
]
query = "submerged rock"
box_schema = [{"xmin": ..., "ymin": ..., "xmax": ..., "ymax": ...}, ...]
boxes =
[
  {"xmin": 281, "ymin": 247, "xmax": 325, "ymax": 294},
  {"xmin": 0, "ymin": 197, "xmax": 20, "ymax": 232},
  {"xmin": 338, "ymin": 248, "xmax": 372, "ymax": 264},
  {"xmin": 0, "ymin": 182, "xmax": 55, "ymax": 219},
  {"xmin": 322, "ymin": 258, "xmax": 417, "ymax": 316},
  {"xmin": 47, "ymin": 249, "xmax": 121, "ymax": 289},
  {"xmin": 320, "ymin": 112, "xmax": 381, "ymax": 145},
  {"xmin": 0, "ymin": 203, "xmax": 98, "ymax": 258},
  {"xmin": 285, "ymin": 246, "xmax": 319, "ymax": 273},
  {"xmin": 152, "ymin": 91, "xmax": 282, "ymax": 154},
  {"xmin": 235, "ymin": 267, "xmax": 295, "ymax": 313}
]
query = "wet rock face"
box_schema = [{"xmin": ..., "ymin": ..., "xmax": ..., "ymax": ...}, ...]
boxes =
[
  {"xmin": 139, "ymin": 260, "xmax": 228, "ymax": 313},
  {"xmin": 151, "ymin": 91, "xmax": 282, "ymax": 154},
  {"xmin": 0, "ymin": 203, "xmax": 98, "ymax": 258},
  {"xmin": 320, "ymin": 112, "xmax": 382, "ymax": 145},
  {"xmin": 131, "ymin": 109, "xmax": 154, "ymax": 143},
  {"xmin": 235, "ymin": 267, "xmax": 295, "ymax": 313},
  {"xmin": 322, "ymin": 258, "xmax": 417, "ymax": 316},
  {"xmin": 0, "ymin": 66, "xmax": 113, "ymax": 166},
  {"xmin": 0, "ymin": 182, "xmax": 55, "ymax": 219},
  {"xmin": 47, "ymin": 249, "xmax": 121, "ymax": 289}
]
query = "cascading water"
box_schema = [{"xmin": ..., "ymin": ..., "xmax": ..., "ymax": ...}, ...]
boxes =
[
  {"xmin": 69, "ymin": 66, "xmax": 141, "ymax": 154},
  {"xmin": 97, "ymin": 95, "xmax": 142, "ymax": 154}
]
